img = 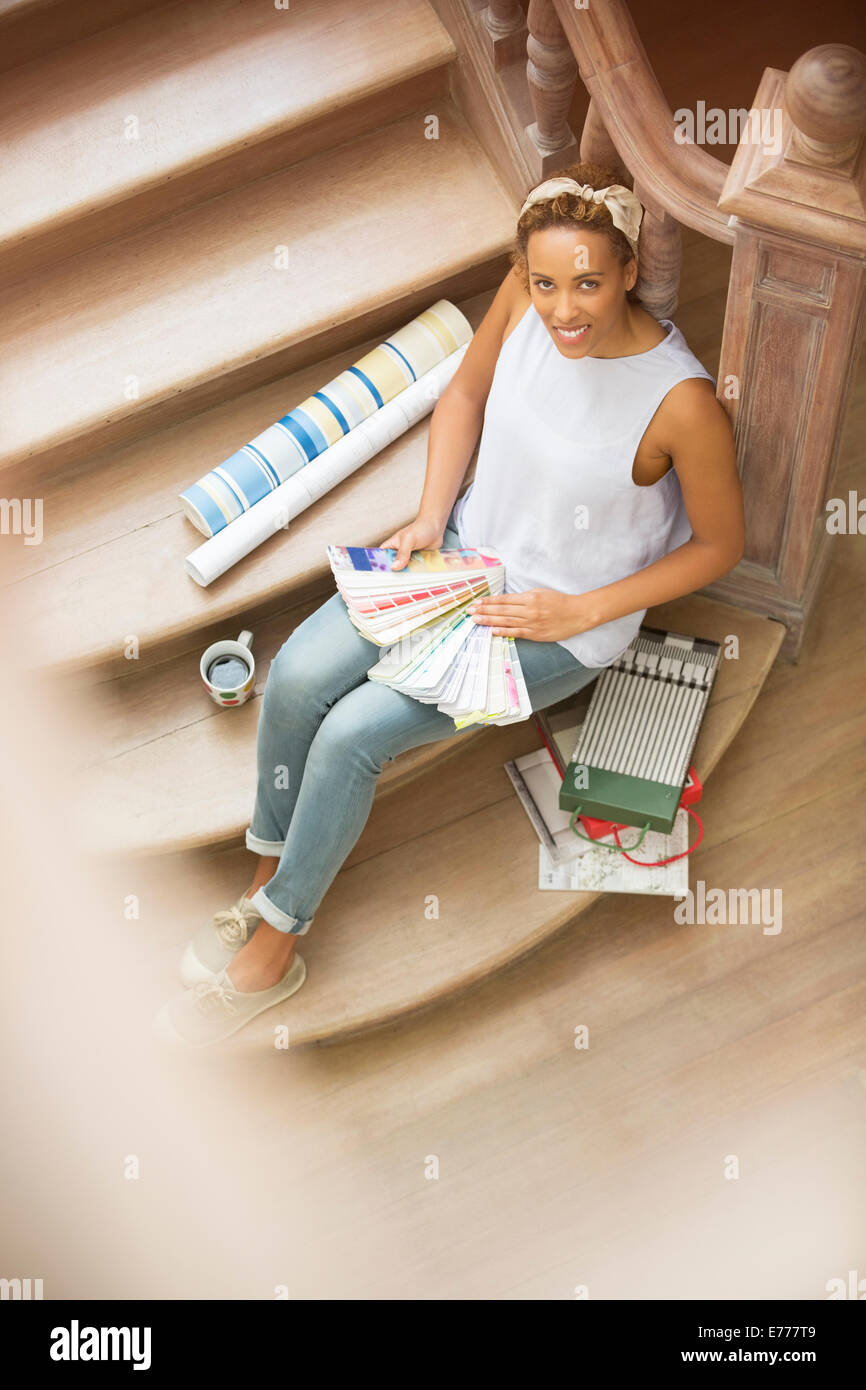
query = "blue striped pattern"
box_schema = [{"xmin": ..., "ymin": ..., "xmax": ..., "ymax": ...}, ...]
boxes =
[{"xmin": 180, "ymin": 300, "xmax": 472, "ymax": 537}]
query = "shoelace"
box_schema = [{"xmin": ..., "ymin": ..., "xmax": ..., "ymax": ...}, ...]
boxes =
[
  {"xmin": 192, "ymin": 978, "xmax": 238, "ymax": 1016},
  {"xmin": 212, "ymin": 901, "xmax": 258, "ymax": 948}
]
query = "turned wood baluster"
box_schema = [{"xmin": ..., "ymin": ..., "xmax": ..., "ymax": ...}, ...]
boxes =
[
  {"xmin": 579, "ymin": 97, "xmax": 682, "ymax": 319},
  {"xmin": 481, "ymin": 1, "xmax": 527, "ymax": 70},
  {"xmin": 578, "ymin": 97, "xmax": 624, "ymax": 175},
  {"xmin": 630, "ymin": 187, "xmax": 682, "ymax": 321},
  {"xmin": 525, "ymin": 0, "xmax": 578, "ymax": 172}
]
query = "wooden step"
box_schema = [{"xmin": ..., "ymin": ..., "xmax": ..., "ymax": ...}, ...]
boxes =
[
  {"xmin": 67, "ymin": 587, "xmax": 488, "ymax": 857},
  {"xmin": 0, "ymin": 0, "xmax": 456, "ymax": 285},
  {"xmin": 6, "ymin": 289, "xmax": 495, "ymax": 679},
  {"xmin": 122, "ymin": 594, "xmax": 785, "ymax": 1050},
  {"xmin": 0, "ymin": 101, "xmax": 515, "ymax": 474},
  {"xmin": 0, "ymin": 0, "xmax": 166, "ymax": 73}
]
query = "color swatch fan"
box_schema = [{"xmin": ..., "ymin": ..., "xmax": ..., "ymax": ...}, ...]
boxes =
[{"xmin": 327, "ymin": 544, "xmax": 532, "ymax": 728}]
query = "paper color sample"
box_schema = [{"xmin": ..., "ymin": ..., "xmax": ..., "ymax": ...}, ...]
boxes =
[{"xmin": 329, "ymin": 544, "xmax": 533, "ymax": 728}]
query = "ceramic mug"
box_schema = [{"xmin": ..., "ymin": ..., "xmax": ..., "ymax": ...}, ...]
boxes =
[{"xmin": 200, "ymin": 630, "xmax": 255, "ymax": 707}]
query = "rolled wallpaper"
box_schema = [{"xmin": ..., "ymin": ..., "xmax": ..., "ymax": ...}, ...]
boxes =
[
  {"xmin": 184, "ymin": 342, "xmax": 469, "ymax": 587},
  {"xmin": 179, "ymin": 299, "xmax": 473, "ymax": 538}
]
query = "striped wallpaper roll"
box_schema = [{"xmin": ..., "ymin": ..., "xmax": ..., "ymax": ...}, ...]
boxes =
[
  {"xmin": 184, "ymin": 344, "xmax": 469, "ymax": 587},
  {"xmin": 179, "ymin": 299, "xmax": 473, "ymax": 537}
]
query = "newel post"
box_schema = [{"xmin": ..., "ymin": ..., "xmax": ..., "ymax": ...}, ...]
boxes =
[{"xmin": 705, "ymin": 44, "xmax": 866, "ymax": 659}]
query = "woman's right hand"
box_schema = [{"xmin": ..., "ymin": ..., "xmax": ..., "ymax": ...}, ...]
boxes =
[{"xmin": 378, "ymin": 515, "xmax": 446, "ymax": 570}]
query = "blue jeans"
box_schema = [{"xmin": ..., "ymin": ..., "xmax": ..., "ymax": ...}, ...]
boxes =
[{"xmin": 244, "ymin": 509, "xmax": 603, "ymax": 933}]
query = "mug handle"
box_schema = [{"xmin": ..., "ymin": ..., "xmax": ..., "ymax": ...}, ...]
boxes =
[{"xmin": 237, "ymin": 630, "xmax": 253, "ymax": 649}]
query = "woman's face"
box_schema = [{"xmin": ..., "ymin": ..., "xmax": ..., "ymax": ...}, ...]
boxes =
[{"xmin": 526, "ymin": 224, "xmax": 637, "ymax": 356}]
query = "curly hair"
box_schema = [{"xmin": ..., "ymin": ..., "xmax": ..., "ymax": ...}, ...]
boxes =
[{"xmin": 509, "ymin": 159, "xmax": 642, "ymax": 306}]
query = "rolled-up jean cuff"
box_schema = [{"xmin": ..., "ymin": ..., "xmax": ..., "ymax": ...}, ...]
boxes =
[
  {"xmin": 250, "ymin": 886, "xmax": 314, "ymax": 936},
  {"xmin": 245, "ymin": 827, "xmax": 285, "ymax": 855}
]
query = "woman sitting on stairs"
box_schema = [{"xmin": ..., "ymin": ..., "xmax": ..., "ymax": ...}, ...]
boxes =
[{"xmin": 154, "ymin": 160, "xmax": 745, "ymax": 1047}]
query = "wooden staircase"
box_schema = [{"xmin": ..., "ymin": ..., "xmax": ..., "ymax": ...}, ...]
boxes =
[{"xmin": 4, "ymin": 0, "xmax": 790, "ymax": 1046}]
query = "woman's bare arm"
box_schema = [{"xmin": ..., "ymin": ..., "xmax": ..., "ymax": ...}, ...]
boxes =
[
  {"xmin": 415, "ymin": 269, "xmax": 524, "ymax": 533},
  {"xmin": 415, "ymin": 387, "xmax": 485, "ymax": 534}
]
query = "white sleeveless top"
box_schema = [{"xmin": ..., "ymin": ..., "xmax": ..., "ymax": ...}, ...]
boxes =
[{"xmin": 451, "ymin": 301, "xmax": 716, "ymax": 667}]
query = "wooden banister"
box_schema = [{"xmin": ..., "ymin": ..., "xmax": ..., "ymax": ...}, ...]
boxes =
[{"xmin": 552, "ymin": 0, "xmax": 733, "ymax": 244}]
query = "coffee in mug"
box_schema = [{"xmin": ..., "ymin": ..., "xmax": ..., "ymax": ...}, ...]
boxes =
[
  {"xmin": 199, "ymin": 630, "xmax": 256, "ymax": 707},
  {"xmin": 207, "ymin": 655, "xmax": 251, "ymax": 689}
]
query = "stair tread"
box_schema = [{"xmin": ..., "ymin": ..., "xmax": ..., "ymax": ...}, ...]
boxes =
[
  {"xmin": 8, "ymin": 290, "xmax": 495, "ymax": 673},
  {"xmin": 73, "ymin": 591, "xmax": 488, "ymax": 856},
  {"xmin": 0, "ymin": 0, "xmax": 454, "ymax": 252},
  {"xmin": 0, "ymin": 103, "xmax": 514, "ymax": 468},
  {"xmin": 140, "ymin": 597, "xmax": 784, "ymax": 1049},
  {"xmin": 0, "ymin": 0, "xmax": 166, "ymax": 74},
  {"xmin": 71, "ymin": 593, "xmax": 781, "ymax": 857}
]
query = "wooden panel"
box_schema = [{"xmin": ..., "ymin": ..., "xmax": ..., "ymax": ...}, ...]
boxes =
[
  {"xmin": 738, "ymin": 298, "xmax": 825, "ymax": 570},
  {"xmin": 710, "ymin": 221, "xmax": 866, "ymax": 641}
]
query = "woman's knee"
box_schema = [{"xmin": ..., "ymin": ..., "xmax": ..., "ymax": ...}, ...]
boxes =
[
  {"xmin": 312, "ymin": 682, "xmax": 458, "ymax": 776},
  {"xmin": 260, "ymin": 596, "xmax": 369, "ymax": 721},
  {"xmin": 302, "ymin": 693, "xmax": 386, "ymax": 777},
  {"xmin": 261, "ymin": 637, "xmax": 307, "ymax": 695},
  {"xmin": 261, "ymin": 631, "xmax": 333, "ymax": 724}
]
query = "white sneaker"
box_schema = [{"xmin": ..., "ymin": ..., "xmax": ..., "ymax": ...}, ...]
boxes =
[
  {"xmin": 179, "ymin": 895, "xmax": 262, "ymax": 987},
  {"xmin": 154, "ymin": 954, "xmax": 306, "ymax": 1048}
]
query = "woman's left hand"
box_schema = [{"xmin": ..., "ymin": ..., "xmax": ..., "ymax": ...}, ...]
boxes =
[{"xmin": 468, "ymin": 589, "xmax": 599, "ymax": 642}]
